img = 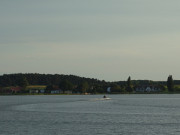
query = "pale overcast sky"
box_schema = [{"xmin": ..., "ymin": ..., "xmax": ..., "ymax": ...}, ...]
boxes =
[{"xmin": 1, "ymin": 0, "xmax": 180, "ymax": 81}]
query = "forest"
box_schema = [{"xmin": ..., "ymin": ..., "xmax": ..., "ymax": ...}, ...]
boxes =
[{"xmin": 0, "ymin": 73, "xmax": 179, "ymax": 94}]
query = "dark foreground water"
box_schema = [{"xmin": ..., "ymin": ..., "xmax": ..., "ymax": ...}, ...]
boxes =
[{"xmin": 1, "ymin": 94, "xmax": 180, "ymax": 135}]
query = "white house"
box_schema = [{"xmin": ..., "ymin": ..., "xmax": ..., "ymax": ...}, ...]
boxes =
[
  {"xmin": 51, "ymin": 90, "xmax": 62, "ymax": 94},
  {"xmin": 135, "ymin": 85, "xmax": 161, "ymax": 92},
  {"xmin": 107, "ymin": 87, "xmax": 111, "ymax": 93}
]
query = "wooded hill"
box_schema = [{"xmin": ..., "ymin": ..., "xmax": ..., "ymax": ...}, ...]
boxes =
[{"xmin": 0, "ymin": 73, "xmax": 104, "ymax": 87}]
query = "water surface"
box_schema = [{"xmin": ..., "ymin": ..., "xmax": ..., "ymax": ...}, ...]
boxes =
[{"xmin": 1, "ymin": 94, "xmax": 180, "ymax": 135}]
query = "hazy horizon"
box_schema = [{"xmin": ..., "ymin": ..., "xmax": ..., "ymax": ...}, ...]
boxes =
[{"xmin": 1, "ymin": 0, "xmax": 180, "ymax": 81}]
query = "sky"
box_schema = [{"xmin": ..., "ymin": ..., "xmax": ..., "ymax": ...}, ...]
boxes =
[{"xmin": 1, "ymin": 0, "xmax": 180, "ymax": 81}]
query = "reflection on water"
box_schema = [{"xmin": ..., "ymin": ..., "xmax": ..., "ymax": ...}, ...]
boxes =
[{"xmin": 1, "ymin": 95, "xmax": 180, "ymax": 135}]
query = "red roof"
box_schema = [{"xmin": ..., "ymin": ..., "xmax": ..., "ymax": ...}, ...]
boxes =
[{"xmin": 10, "ymin": 87, "xmax": 22, "ymax": 92}]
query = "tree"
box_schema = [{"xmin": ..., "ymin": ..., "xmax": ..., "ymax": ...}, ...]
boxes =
[
  {"xmin": 59, "ymin": 80, "xmax": 73, "ymax": 93},
  {"xmin": 19, "ymin": 77, "xmax": 29, "ymax": 92},
  {"xmin": 111, "ymin": 83, "xmax": 121, "ymax": 93},
  {"xmin": 45, "ymin": 85, "xmax": 54, "ymax": 93},
  {"xmin": 127, "ymin": 76, "xmax": 131, "ymax": 87},
  {"xmin": 126, "ymin": 76, "xmax": 133, "ymax": 92},
  {"xmin": 167, "ymin": 75, "xmax": 174, "ymax": 92},
  {"xmin": 79, "ymin": 81, "xmax": 89, "ymax": 94}
]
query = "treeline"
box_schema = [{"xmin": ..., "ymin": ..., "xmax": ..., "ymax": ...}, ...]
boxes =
[
  {"xmin": 0, "ymin": 73, "xmax": 104, "ymax": 87},
  {"xmin": 0, "ymin": 73, "xmax": 179, "ymax": 94},
  {"xmin": 0, "ymin": 73, "xmax": 109, "ymax": 93}
]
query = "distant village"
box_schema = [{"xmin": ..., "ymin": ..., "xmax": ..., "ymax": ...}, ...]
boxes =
[
  {"xmin": 0, "ymin": 74, "xmax": 179, "ymax": 94},
  {"xmin": 0, "ymin": 85, "xmax": 163, "ymax": 94}
]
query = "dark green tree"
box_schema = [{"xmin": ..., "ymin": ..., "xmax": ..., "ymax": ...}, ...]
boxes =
[
  {"xmin": 126, "ymin": 76, "xmax": 133, "ymax": 92},
  {"xmin": 167, "ymin": 75, "xmax": 174, "ymax": 92},
  {"xmin": 59, "ymin": 80, "xmax": 73, "ymax": 93},
  {"xmin": 19, "ymin": 77, "xmax": 29, "ymax": 92},
  {"xmin": 79, "ymin": 81, "xmax": 89, "ymax": 94},
  {"xmin": 111, "ymin": 83, "xmax": 121, "ymax": 93},
  {"xmin": 45, "ymin": 85, "xmax": 54, "ymax": 93},
  {"xmin": 127, "ymin": 76, "xmax": 131, "ymax": 87}
]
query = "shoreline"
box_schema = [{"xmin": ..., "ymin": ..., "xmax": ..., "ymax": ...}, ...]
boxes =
[{"xmin": 1, "ymin": 92, "xmax": 180, "ymax": 96}]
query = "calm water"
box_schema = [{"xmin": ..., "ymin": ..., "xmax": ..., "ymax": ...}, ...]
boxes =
[{"xmin": 1, "ymin": 94, "xmax": 180, "ymax": 135}]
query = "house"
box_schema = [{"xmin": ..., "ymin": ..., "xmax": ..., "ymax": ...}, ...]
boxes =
[
  {"xmin": 135, "ymin": 85, "xmax": 161, "ymax": 92},
  {"xmin": 29, "ymin": 89, "xmax": 39, "ymax": 94},
  {"xmin": 0, "ymin": 87, "xmax": 22, "ymax": 94},
  {"xmin": 11, "ymin": 87, "xmax": 22, "ymax": 93},
  {"xmin": 50, "ymin": 90, "xmax": 62, "ymax": 94},
  {"xmin": 39, "ymin": 89, "xmax": 45, "ymax": 93},
  {"xmin": 107, "ymin": 87, "xmax": 111, "ymax": 93},
  {"xmin": 29, "ymin": 89, "xmax": 45, "ymax": 94},
  {"xmin": 64, "ymin": 90, "xmax": 72, "ymax": 94}
]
